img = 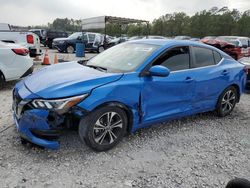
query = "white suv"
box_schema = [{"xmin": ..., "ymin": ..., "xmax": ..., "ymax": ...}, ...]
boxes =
[{"xmin": 0, "ymin": 42, "xmax": 33, "ymax": 88}]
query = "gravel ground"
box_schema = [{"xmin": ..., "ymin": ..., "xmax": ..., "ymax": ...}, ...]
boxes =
[{"xmin": 0, "ymin": 59, "xmax": 250, "ymax": 187}]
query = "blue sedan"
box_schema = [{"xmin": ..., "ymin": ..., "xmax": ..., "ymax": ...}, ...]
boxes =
[{"xmin": 12, "ymin": 40, "xmax": 246, "ymax": 151}]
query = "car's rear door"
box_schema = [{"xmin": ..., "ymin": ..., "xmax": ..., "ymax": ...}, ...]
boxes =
[
  {"xmin": 141, "ymin": 46, "xmax": 195, "ymax": 124},
  {"xmin": 189, "ymin": 46, "xmax": 226, "ymax": 110}
]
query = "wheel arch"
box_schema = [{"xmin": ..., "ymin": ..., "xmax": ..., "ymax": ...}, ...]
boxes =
[
  {"xmin": 230, "ymin": 83, "xmax": 240, "ymax": 102},
  {"xmin": 92, "ymin": 101, "xmax": 134, "ymax": 133},
  {"xmin": 0, "ymin": 70, "xmax": 6, "ymax": 81}
]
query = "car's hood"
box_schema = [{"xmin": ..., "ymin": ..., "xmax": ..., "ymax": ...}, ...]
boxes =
[
  {"xmin": 24, "ymin": 62, "xmax": 123, "ymax": 99},
  {"xmin": 53, "ymin": 38, "xmax": 68, "ymax": 42}
]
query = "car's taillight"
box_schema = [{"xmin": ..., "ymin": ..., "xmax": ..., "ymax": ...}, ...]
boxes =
[
  {"xmin": 12, "ymin": 48, "xmax": 29, "ymax": 56},
  {"xmin": 26, "ymin": 34, "xmax": 34, "ymax": 44}
]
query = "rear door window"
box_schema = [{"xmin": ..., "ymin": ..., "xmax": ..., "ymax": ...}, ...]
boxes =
[
  {"xmin": 153, "ymin": 46, "xmax": 190, "ymax": 71},
  {"xmin": 192, "ymin": 47, "xmax": 215, "ymax": 68},
  {"xmin": 88, "ymin": 34, "xmax": 96, "ymax": 43}
]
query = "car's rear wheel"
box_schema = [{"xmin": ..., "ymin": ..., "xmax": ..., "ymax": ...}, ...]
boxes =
[
  {"xmin": 216, "ymin": 86, "xmax": 238, "ymax": 117},
  {"xmin": 0, "ymin": 72, "xmax": 4, "ymax": 89},
  {"xmin": 79, "ymin": 106, "xmax": 127, "ymax": 151},
  {"xmin": 97, "ymin": 46, "xmax": 105, "ymax": 53},
  {"xmin": 66, "ymin": 45, "xmax": 74, "ymax": 53}
]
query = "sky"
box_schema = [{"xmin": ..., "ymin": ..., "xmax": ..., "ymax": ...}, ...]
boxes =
[{"xmin": 0, "ymin": 0, "xmax": 249, "ymax": 26}]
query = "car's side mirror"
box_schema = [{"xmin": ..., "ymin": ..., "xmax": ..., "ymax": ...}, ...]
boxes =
[
  {"xmin": 77, "ymin": 36, "xmax": 82, "ymax": 40},
  {"xmin": 149, "ymin": 65, "xmax": 170, "ymax": 77}
]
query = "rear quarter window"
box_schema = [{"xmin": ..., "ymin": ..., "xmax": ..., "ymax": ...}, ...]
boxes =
[
  {"xmin": 213, "ymin": 51, "xmax": 222, "ymax": 64},
  {"xmin": 192, "ymin": 47, "xmax": 215, "ymax": 68}
]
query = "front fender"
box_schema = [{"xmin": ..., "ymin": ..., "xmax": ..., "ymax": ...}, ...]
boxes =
[{"xmin": 77, "ymin": 73, "xmax": 142, "ymax": 132}]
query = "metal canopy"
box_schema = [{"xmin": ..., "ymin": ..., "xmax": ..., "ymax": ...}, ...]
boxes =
[
  {"xmin": 82, "ymin": 16, "xmax": 149, "ymax": 30},
  {"xmin": 105, "ymin": 16, "xmax": 149, "ymax": 24}
]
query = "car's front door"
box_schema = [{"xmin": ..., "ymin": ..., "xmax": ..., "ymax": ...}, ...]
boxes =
[{"xmin": 141, "ymin": 46, "xmax": 195, "ymax": 124}]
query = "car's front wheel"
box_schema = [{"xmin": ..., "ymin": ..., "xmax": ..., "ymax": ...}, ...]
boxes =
[
  {"xmin": 216, "ymin": 86, "xmax": 238, "ymax": 117},
  {"xmin": 97, "ymin": 46, "xmax": 105, "ymax": 53},
  {"xmin": 79, "ymin": 106, "xmax": 127, "ymax": 151}
]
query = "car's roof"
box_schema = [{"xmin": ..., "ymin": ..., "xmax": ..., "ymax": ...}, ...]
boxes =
[{"xmin": 129, "ymin": 39, "xmax": 211, "ymax": 48}]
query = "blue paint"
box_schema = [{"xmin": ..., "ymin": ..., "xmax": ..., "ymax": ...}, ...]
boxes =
[
  {"xmin": 75, "ymin": 43, "xmax": 85, "ymax": 57},
  {"xmin": 13, "ymin": 39, "xmax": 246, "ymax": 149}
]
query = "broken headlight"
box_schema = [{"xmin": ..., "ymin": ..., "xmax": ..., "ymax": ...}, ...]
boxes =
[{"xmin": 31, "ymin": 94, "xmax": 88, "ymax": 112}]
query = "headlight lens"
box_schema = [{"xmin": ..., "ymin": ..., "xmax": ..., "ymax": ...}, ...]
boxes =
[{"xmin": 31, "ymin": 94, "xmax": 88, "ymax": 111}]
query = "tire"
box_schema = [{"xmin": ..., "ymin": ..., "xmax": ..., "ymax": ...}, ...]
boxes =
[
  {"xmin": 97, "ymin": 46, "xmax": 105, "ymax": 53},
  {"xmin": 66, "ymin": 45, "xmax": 74, "ymax": 54},
  {"xmin": 226, "ymin": 178, "xmax": 250, "ymax": 188},
  {"xmin": 0, "ymin": 73, "xmax": 4, "ymax": 89},
  {"xmin": 216, "ymin": 86, "xmax": 238, "ymax": 117},
  {"xmin": 79, "ymin": 106, "xmax": 128, "ymax": 151}
]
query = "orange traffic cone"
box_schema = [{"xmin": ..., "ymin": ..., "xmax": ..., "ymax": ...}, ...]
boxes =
[
  {"xmin": 42, "ymin": 49, "xmax": 50, "ymax": 65},
  {"xmin": 54, "ymin": 53, "xmax": 58, "ymax": 64}
]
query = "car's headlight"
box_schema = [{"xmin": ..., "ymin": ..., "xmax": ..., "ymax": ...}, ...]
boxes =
[{"xmin": 31, "ymin": 94, "xmax": 88, "ymax": 112}]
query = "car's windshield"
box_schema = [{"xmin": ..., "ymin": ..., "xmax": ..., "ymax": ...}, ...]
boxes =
[
  {"xmin": 68, "ymin": 32, "xmax": 82, "ymax": 39},
  {"xmin": 86, "ymin": 43, "xmax": 160, "ymax": 73}
]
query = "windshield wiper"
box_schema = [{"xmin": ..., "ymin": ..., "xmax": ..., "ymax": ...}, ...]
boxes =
[{"xmin": 85, "ymin": 64, "xmax": 108, "ymax": 72}]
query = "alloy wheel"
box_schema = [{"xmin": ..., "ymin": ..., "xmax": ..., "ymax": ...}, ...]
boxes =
[
  {"xmin": 67, "ymin": 46, "xmax": 74, "ymax": 53},
  {"xmin": 221, "ymin": 90, "xmax": 236, "ymax": 113},
  {"xmin": 98, "ymin": 46, "xmax": 105, "ymax": 53},
  {"xmin": 93, "ymin": 112, "xmax": 123, "ymax": 145}
]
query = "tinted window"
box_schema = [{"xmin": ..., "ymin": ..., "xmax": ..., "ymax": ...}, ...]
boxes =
[
  {"xmin": 153, "ymin": 46, "xmax": 190, "ymax": 71},
  {"xmin": 192, "ymin": 47, "xmax": 215, "ymax": 68},
  {"xmin": 213, "ymin": 51, "xmax": 222, "ymax": 64}
]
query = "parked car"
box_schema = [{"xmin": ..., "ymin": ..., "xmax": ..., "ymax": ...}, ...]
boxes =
[
  {"xmin": 202, "ymin": 36, "xmax": 250, "ymax": 60},
  {"xmin": 201, "ymin": 36, "xmax": 217, "ymax": 41},
  {"xmin": 239, "ymin": 57, "xmax": 250, "ymax": 91},
  {"xmin": 174, "ymin": 36, "xmax": 191, "ymax": 40},
  {"xmin": 107, "ymin": 36, "xmax": 128, "ymax": 48},
  {"xmin": 0, "ymin": 41, "xmax": 33, "ymax": 88},
  {"xmin": 144, "ymin": 35, "xmax": 168, "ymax": 39},
  {"xmin": 29, "ymin": 29, "xmax": 47, "ymax": 46},
  {"xmin": 0, "ymin": 24, "xmax": 41, "ymax": 57},
  {"xmin": 53, "ymin": 32, "xmax": 105, "ymax": 53},
  {"xmin": 44, "ymin": 30, "xmax": 68, "ymax": 49},
  {"xmin": 12, "ymin": 40, "xmax": 246, "ymax": 151},
  {"xmin": 190, "ymin": 38, "xmax": 200, "ymax": 42},
  {"xmin": 128, "ymin": 36, "xmax": 144, "ymax": 41}
]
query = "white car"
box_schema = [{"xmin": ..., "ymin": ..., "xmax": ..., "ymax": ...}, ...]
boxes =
[
  {"xmin": 0, "ymin": 23, "xmax": 41, "ymax": 57},
  {"xmin": 0, "ymin": 42, "xmax": 33, "ymax": 88}
]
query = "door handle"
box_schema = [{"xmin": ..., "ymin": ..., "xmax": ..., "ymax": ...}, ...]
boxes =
[
  {"xmin": 221, "ymin": 70, "xmax": 229, "ymax": 76},
  {"xmin": 185, "ymin": 77, "xmax": 194, "ymax": 83}
]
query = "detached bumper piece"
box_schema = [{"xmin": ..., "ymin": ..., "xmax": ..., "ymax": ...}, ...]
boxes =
[{"xmin": 14, "ymin": 109, "xmax": 60, "ymax": 150}]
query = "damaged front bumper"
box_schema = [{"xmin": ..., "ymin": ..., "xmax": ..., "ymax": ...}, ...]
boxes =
[{"xmin": 13, "ymin": 109, "xmax": 61, "ymax": 150}]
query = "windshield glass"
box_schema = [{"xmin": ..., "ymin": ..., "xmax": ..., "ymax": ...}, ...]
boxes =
[
  {"xmin": 86, "ymin": 43, "xmax": 160, "ymax": 73},
  {"xmin": 68, "ymin": 32, "xmax": 82, "ymax": 39}
]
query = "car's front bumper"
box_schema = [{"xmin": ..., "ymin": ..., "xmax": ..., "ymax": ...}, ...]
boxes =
[{"xmin": 13, "ymin": 109, "xmax": 60, "ymax": 150}]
